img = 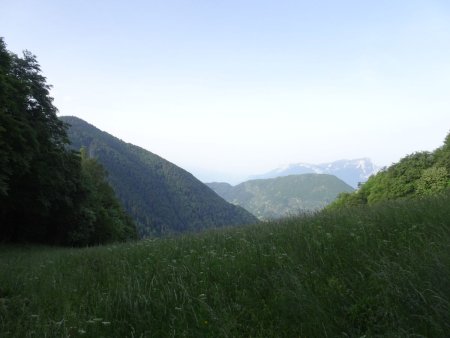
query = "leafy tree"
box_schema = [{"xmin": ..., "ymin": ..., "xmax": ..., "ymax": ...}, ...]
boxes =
[
  {"xmin": 329, "ymin": 132, "xmax": 450, "ymax": 209},
  {"xmin": 0, "ymin": 38, "xmax": 136, "ymax": 245},
  {"xmin": 0, "ymin": 39, "xmax": 38, "ymax": 197},
  {"xmin": 434, "ymin": 132, "xmax": 450, "ymax": 171},
  {"xmin": 0, "ymin": 37, "xmax": 79, "ymax": 242},
  {"xmin": 66, "ymin": 149, "xmax": 137, "ymax": 246},
  {"xmin": 416, "ymin": 167, "xmax": 449, "ymax": 196},
  {"xmin": 330, "ymin": 191, "xmax": 366, "ymax": 209}
]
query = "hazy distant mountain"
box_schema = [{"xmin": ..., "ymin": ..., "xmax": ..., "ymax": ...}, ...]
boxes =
[
  {"xmin": 61, "ymin": 116, "xmax": 258, "ymax": 237},
  {"xmin": 251, "ymin": 159, "xmax": 379, "ymax": 188},
  {"xmin": 207, "ymin": 174, "xmax": 354, "ymax": 220}
]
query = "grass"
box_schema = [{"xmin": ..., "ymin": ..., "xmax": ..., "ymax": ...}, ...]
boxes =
[{"xmin": 1, "ymin": 193, "xmax": 449, "ymax": 337}]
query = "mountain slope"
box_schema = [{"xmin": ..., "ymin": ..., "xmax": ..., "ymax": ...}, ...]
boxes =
[
  {"xmin": 61, "ymin": 116, "xmax": 258, "ymax": 236},
  {"xmin": 252, "ymin": 159, "xmax": 379, "ymax": 188},
  {"xmin": 207, "ymin": 174, "xmax": 354, "ymax": 219}
]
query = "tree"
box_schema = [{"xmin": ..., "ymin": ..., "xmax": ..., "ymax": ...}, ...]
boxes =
[
  {"xmin": 0, "ymin": 37, "xmax": 79, "ymax": 242},
  {"xmin": 0, "ymin": 38, "xmax": 136, "ymax": 245},
  {"xmin": 66, "ymin": 149, "xmax": 137, "ymax": 246},
  {"xmin": 0, "ymin": 38, "xmax": 38, "ymax": 198},
  {"xmin": 329, "ymin": 132, "xmax": 450, "ymax": 209},
  {"xmin": 416, "ymin": 167, "xmax": 449, "ymax": 196}
]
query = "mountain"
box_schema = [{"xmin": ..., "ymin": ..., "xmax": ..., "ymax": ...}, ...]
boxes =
[
  {"xmin": 207, "ymin": 174, "xmax": 354, "ymax": 220},
  {"xmin": 60, "ymin": 116, "xmax": 258, "ymax": 236},
  {"xmin": 252, "ymin": 159, "xmax": 379, "ymax": 188}
]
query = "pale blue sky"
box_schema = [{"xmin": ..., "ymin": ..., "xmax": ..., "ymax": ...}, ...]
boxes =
[{"xmin": 2, "ymin": 0, "xmax": 450, "ymax": 183}]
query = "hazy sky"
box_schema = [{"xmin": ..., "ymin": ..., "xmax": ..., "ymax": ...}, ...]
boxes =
[{"xmin": 2, "ymin": 0, "xmax": 450, "ymax": 183}]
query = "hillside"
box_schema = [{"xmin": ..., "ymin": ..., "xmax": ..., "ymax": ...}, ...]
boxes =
[
  {"xmin": 60, "ymin": 116, "xmax": 258, "ymax": 236},
  {"xmin": 330, "ymin": 132, "xmax": 450, "ymax": 208},
  {"xmin": 252, "ymin": 158, "xmax": 379, "ymax": 188},
  {"xmin": 207, "ymin": 174, "xmax": 354, "ymax": 219},
  {"xmin": 1, "ymin": 191, "xmax": 449, "ymax": 337}
]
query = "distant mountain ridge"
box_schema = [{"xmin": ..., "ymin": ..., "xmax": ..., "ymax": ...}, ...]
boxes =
[
  {"xmin": 61, "ymin": 116, "xmax": 258, "ymax": 236},
  {"xmin": 251, "ymin": 159, "xmax": 379, "ymax": 188},
  {"xmin": 207, "ymin": 174, "xmax": 354, "ymax": 220}
]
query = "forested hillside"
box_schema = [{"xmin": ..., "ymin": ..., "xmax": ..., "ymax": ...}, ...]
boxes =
[
  {"xmin": 207, "ymin": 174, "xmax": 353, "ymax": 219},
  {"xmin": 330, "ymin": 132, "xmax": 450, "ymax": 208},
  {"xmin": 61, "ymin": 116, "xmax": 258, "ymax": 236},
  {"xmin": 0, "ymin": 38, "xmax": 136, "ymax": 245}
]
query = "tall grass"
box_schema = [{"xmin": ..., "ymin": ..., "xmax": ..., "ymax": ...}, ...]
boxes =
[{"xmin": 1, "ymin": 193, "xmax": 449, "ymax": 337}]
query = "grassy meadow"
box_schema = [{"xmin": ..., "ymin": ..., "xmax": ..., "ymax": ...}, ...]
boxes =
[{"xmin": 1, "ymin": 193, "xmax": 450, "ymax": 337}]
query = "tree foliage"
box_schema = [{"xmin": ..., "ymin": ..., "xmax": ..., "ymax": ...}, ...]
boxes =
[
  {"xmin": 416, "ymin": 167, "xmax": 449, "ymax": 196},
  {"xmin": 0, "ymin": 38, "xmax": 136, "ymax": 245},
  {"xmin": 67, "ymin": 149, "xmax": 137, "ymax": 245},
  {"xmin": 329, "ymin": 133, "xmax": 450, "ymax": 209}
]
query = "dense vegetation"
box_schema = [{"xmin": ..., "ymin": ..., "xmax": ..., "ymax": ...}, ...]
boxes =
[
  {"xmin": 207, "ymin": 174, "xmax": 353, "ymax": 219},
  {"xmin": 61, "ymin": 116, "xmax": 258, "ymax": 237},
  {"xmin": 1, "ymin": 191, "xmax": 449, "ymax": 337},
  {"xmin": 71, "ymin": 149, "xmax": 137, "ymax": 245},
  {"xmin": 0, "ymin": 38, "xmax": 136, "ymax": 245},
  {"xmin": 330, "ymin": 132, "xmax": 450, "ymax": 208}
]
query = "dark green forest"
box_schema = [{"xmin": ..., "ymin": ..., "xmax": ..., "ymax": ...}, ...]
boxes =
[
  {"xmin": 0, "ymin": 38, "xmax": 136, "ymax": 246},
  {"xmin": 61, "ymin": 116, "xmax": 258, "ymax": 237},
  {"xmin": 330, "ymin": 133, "xmax": 450, "ymax": 208}
]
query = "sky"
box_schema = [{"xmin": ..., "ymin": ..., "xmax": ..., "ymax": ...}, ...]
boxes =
[{"xmin": 2, "ymin": 0, "xmax": 450, "ymax": 183}]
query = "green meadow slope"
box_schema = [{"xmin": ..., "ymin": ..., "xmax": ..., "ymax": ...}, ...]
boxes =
[{"xmin": 1, "ymin": 191, "xmax": 449, "ymax": 337}]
